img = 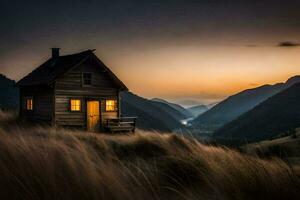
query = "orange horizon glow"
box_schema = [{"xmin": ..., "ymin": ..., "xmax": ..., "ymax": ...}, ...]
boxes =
[
  {"xmin": 104, "ymin": 45, "xmax": 300, "ymax": 104},
  {"xmin": 3, "ymin": 43, "xmax": 300, "ymax": 105}
]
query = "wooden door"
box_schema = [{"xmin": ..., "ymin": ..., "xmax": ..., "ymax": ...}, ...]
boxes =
[{"xmin": 87, "ymin": 101, "xmax": 100, "ymax": 131}]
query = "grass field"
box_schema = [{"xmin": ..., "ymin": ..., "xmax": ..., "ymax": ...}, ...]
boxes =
[
  {"xmin": 0, "ymin": 111, "xmax": 299, "ymax": 199},
  {"xmin": 243, "ymin": 128, "xmax": 300, "ymax": 165}
]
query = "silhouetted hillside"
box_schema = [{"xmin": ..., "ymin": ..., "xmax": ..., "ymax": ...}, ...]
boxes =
[
  {"xmin": 0, "ymin": 74, "xmax": 19, "ymax": 110},
  {"xmin": 214, "ymin": 82, "xmax": 300, "ymax": 143},
  {"xmin": 193, "ymin": 76, "xmax": 300, "ymax": 129},
  {"xmin": 152, "ymin": 98, "xmax": 192, "ymax": 119},
  {"xmin": 187, "ymin": 105, "xmax": 208, "ymax": 117},
  {"xmin": 121, "ymin": 92, "xmax": 185, "ymax": 132}
]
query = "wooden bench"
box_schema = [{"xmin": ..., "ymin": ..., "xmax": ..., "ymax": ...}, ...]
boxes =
[{"xmin": 105, "ymin": 117, "xmax": 137, "ymax": 133}]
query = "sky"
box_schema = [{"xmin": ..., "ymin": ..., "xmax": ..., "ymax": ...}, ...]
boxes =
[{"xmin": 1, "ymin": 0, "xmax": 300, "ymax": 106}]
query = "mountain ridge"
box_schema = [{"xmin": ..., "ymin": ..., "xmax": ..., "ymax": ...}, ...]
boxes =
[
  {"xmin": 192, "ymin": 75, "xmax": 300, "ymax": 129},
  {"xmin": 151, "ymin": 98, "xmax": 193, "ymax": 119},
  {"xmin": 214, "ymin": 82, "xmax": 300, "ymax": 143},
  {"xmin": 0, "ymin": 74, "xmax": 19, "ymax": 110},
  {"xmin": 121, "ymin": 92, "xmax": 186, "ymax": 132},
  {"xmin": 187, "ymin": 105, "xmax": 209, "ymax": 117}
]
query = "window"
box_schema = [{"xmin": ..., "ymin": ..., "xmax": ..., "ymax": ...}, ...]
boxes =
[
  {"xmin": 25, "ymin": 98, "xmax": 33, "ymax": 110},
  {"xmin": 83, "ymin": 73, "xmax": 92, "ymax": 85},
  {"xmin": 105, "ymin": 100, "xmax": 117, "ymax": 111},
  {"xmin": 70, "ymin": 99, "xmax": 81, "ymax": 111}
]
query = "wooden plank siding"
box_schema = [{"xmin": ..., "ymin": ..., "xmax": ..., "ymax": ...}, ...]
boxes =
[
  {"xmin": 54, "ymin": 56, "xmax": 119, "ymax": 129},
  {"xmin": 20, "ymin": 85, "xmax": 54, "ymax": 124},
  {"xmin": 100, "ymin": 100, "xmax": 118, "ymax": 125}
]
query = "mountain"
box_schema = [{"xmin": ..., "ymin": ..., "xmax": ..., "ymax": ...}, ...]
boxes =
[
  {"xmin": 214, "ymin": 82, "xmax": 300, "ymax": 143},
  {"xmin": 187, "ymin": 105, "xmax": 209, "ymax": 117},
  {"xmin": 192, "ymin": 76, "xmax": 300, "ymax": 129},
  {"xmin": 175, "ymin": 99, "xmax": 205, "ymax": 108},
  {"xmin": 206, "ymin": 102, "xmax": 219, "ymax": 109},
  {"xmin": 151, "ymin": 98, "xmax": 192, "ymax": 119},
  {"xmin": 121, "ymin": 92, "xmax": 185, "ymax": 132},
  {"xmin": 0, "ymin": 74, "xmax": 19, "ymax": 110}
]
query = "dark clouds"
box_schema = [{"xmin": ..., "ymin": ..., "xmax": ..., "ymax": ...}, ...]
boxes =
[
  {"xmin": 278, "ymin": 41, "xmax": 300, "ymax": 47},
  {"xmin": 1, "ymin": 1, "xmax": 300, "ymax": 43},
  {"xmin": 245, "ymin": 41, "xmax": 300, "ymax": 48}
]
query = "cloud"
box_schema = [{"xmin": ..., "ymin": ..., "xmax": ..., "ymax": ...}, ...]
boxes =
[{"xmin": 278, "ymin": 41, "xmax": 300, "ymax": 47}]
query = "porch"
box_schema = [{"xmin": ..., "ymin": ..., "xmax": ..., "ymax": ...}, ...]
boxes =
[{"xmin": 104, "ymin": 117, "xmax": 137, "ymax": 133}]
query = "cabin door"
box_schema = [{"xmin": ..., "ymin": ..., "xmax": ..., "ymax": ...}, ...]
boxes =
[{"xmin": 87, "ymin": 101, "xmax": 100, "ymax": 131}]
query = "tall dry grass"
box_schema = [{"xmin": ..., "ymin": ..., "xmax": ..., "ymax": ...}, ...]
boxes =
[
  {"xmin": 0, "ymin": 125, "xmax": 299, "ymax": 200},
  {"xmin": 0, "ymin": 110, "xmax": 17, "ymax": 123},
  {"xmin": 0, "ymin": 111, "xmax": 299, "ymax": 199}
]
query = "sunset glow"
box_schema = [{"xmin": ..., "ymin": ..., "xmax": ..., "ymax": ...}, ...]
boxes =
[
  {"xmin": 1, "ymin": 1, "xmax": 300, "ymax": 105},
  {"xmin": 106, "ymin": 44, "xmax": 300, "ymax": 104}
]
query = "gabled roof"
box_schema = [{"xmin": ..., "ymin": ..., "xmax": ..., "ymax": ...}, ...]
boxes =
[{"xmin": 17, "ymin": 49, "xmax": 128, "ymax": 91}]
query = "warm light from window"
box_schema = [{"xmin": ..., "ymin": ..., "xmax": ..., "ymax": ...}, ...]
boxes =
[
  {"xmin": 71, "ymin": 99, "xmax": 81, "ymax": 111},
  {"xmin": 106, "ymin": 100, "xmax": 116, "ymax": 111},
  {"xmin": 26, "ymin": 98, "xmax": 33, "ymax": 110}
]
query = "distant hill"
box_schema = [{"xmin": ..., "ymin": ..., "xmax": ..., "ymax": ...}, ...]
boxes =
[
  {"xmin": 192, "ymin": 76, "xmax": 300, "ymax": 129},
  {"xmin": 121, "ymin": 92, "xmax": 185, "ymax": 132},
  {"xmin": 151, "ymin": 98, "xmax": 192, "ymax": 119},
  {"xmin": 214, "ymin": 82, "xmax": 300, "ymax": 143},
  {"xmin": 0, "ymin": 74, "xmax": 19, "ymax": 110},
  {"xmin": 187, "ymin": 105, "xmax": 208, "ymax": 117}
]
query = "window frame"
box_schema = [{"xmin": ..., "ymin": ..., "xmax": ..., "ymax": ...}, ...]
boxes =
[
  {"xmin": 25, "ymin": 97, "xmax": 33, "ymax": 111},
  {"xmin": 70, "ymin": 98, "xmax": 82, "ymax": 112},
  {"xmin": 82, "ymin": 72, "xmax": 92, "ymax": 86},
  {"xmin": 105, "ymin": 99, "xmax": 117, "ymax": 112}
]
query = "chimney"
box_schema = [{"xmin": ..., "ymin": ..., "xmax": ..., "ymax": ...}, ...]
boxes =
[{"xmin": 51, "ymin": 48, "xmax": 60, "ymax": 59}]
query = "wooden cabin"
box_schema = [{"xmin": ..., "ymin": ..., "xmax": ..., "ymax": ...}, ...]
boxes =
[{"xmin": 17, "ymin": 48, "xmax": 136, "ymax": 132}]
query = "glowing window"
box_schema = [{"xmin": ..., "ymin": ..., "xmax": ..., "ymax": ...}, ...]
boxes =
[
  {"xmin": 26, "ymin": 98, "xmax": 33, "ymax": 110},
  {"xmin": 70, "ymin": 99, "xmax": 81, "ymax": 111},
  {"xmin": 105, "ymin": 100, "xmax": 117, "ymax": 111}
]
